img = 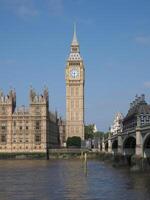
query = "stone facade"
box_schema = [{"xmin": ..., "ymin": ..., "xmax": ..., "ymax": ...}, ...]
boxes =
[
  {"xmin": 0, "ymin": 88, "xmax": 60, "ymax": 153},
  {"xmin": 110, "ymin": 113, "xmax": 124, "ymax": 135},
  {"xmin": 49, "ymin": 111, "xmax": 60, "ymax": 148},
  {"xmin": 65, "ymin": 26, "xmax": 85, "ymax": 140},
  {"xmin": 58, "ymin": 117, "xmax": 66, "ymax": 147}
]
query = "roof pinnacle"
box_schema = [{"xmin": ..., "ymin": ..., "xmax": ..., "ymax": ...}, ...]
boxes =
[{"xmin": 72, "ymin": 23, "xmax": 79, "ymax": 46}]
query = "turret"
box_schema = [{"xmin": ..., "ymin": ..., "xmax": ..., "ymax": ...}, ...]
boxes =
[
  {"xmin": 29, "ymin": 87, "xmax": 49, "ymax": 116},
  {"xmin": 0, "ymin": 89, "xmax": 16, "ymax": 115},
  {"xmin": 130, "ymin": 94, "xmax": 146, "ymax": 110},
  {"xmin": 29, "ymin": 86, "xmax": 49, "ymax": 104}
]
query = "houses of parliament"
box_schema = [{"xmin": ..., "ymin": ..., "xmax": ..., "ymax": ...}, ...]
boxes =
[{"xmin": 0, "ymin": 26, "xmax": 85, "ymax": 153}]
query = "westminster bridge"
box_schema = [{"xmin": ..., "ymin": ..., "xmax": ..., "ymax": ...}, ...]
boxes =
[
  {"xmin": 101, "ymin": 95, "xmax": 150, "ymax": 160},
  {"xmin": 101, "ymin": 125, "xmax": 150, "ymax": 159}
]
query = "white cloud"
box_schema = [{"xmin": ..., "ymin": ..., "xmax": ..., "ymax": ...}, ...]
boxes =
[
  {"xmin": 144, "ymin": 81, "xmax": 150, "ymax": 88},
  {"xmin": 0, "ymin": 0, "xmax": 39, "ymax": 18},
  {"xmin": 47, "ymin": 0, "xmax": 64, "ymax": 16},
  {"xmin": 17, "ymin": 4, "xmax": 38, "ymax": 17},
  {"xmin": 135, "ymin": 36, "xmax": 150, "ymax": 45},
  {"xmin": 0, "ymin": 0, "xmax": 65, "ymax": 17}
]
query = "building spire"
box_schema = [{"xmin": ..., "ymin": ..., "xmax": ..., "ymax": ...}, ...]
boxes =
[
  {"xmin": 71, "ymin": 23, "xmax": 79, "ymax": 46},
  {"xmin": 68, "ymin": 23, "xmax": 81, "ymax": 60}
]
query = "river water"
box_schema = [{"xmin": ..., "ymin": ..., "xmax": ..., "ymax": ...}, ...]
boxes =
[{"xmin": 0, "ymin": 159, "xmax": 150, "ymax": 200}]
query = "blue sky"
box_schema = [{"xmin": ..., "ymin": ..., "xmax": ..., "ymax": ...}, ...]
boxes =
[{"xmin": 0, "ymin": 0, "xmax": 150, "ymax": 131}]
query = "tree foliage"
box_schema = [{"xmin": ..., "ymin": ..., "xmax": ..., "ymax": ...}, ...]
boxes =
[
  {"xmin": 66, "ymin": 136, "xmax": 81, "ymax": 148},
  {"xmin": 84, "ymin": 124, "xmax": 95, "ymax": 139},
  {"xmin": 84, "ymin": 124, "xmax": 107, "ymax": 139}
]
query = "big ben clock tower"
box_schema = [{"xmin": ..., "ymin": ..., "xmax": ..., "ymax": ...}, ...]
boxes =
[{"xmin": 65, "ymin": 25, "xmax": 85, "ymax": 141}]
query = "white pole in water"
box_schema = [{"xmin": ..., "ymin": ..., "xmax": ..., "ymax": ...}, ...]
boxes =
[
  {"xmin": 84, "ymin": 152, "xmax": 87, "ymax": 162},
  {"xmin": 84, "ymin": 152, "xmax": 87, "ymax": 175},
  {"xmin": 80, "ymin": 151, "xmax": 83, "ymax": 160}
]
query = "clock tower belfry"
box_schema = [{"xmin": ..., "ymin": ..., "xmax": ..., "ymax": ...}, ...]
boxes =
[{"xmin": 65, "ymin": 25, "xmax": 85, "ymax": 141}]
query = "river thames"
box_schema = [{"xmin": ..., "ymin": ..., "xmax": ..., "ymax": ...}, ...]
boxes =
[{"xmin": 0, "ymin": 159, "xmax": 150, "ymax": 200}]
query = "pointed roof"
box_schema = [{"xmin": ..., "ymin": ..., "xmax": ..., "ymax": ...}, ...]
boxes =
[
  {"xmin": 123, "ymin": 95, "xmax": 150, "ymax": 121},
  {"xmin": 71, "ymin": 23, "xmax": 79, "ymax": 46},
  {"xmin": 68, "ymin": 23, "xmax": 82, "ymax": 61}
]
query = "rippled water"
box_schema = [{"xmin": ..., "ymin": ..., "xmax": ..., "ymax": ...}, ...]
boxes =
[{"xmin": 0, "ymin": 159, "xmax": 150, "ymax": 200}]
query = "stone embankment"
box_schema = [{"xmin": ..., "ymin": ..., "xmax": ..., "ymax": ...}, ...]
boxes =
[
  {"xmin": 0, "ymin": 149, "xmax": 150, "ymax": 171},
  {"xmin": 95, "ymin": 152, "xmax": 150, "ymax": 171}
]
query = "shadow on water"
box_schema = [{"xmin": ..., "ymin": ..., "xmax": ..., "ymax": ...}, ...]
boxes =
[
  {"xmin": 146, "ymin": 157, "xmax": 150, "ymax": 165},
  {"xmin": 126, "ymin": 155, "xmax": 132, "ymax": 166}
]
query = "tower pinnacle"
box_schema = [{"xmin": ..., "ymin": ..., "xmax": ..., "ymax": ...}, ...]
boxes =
[
  {"xmin": 68, "ymin": 24, "xmax": 81, "ymax": 60},
  {"xmin": 71, "ymin": 23, "xmax": 79, "ymax": 46}
]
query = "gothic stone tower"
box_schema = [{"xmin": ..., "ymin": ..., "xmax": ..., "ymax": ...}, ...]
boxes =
[
  {"xmin": 65, "ymin": 25, "xmax": 85, "ymax": 140},
  {"xmin": 29, "ymin": 87, "xmax": 49, "ymax": 152}
]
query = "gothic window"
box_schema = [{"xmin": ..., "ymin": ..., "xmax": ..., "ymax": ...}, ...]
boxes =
[
  {"xmin": 71, "ymin": 127, "xmax": 74, "ymax": 134},
  {"xmin": 1, "ymin": 107, "xmax": 6, "ymax": 114},
  {"xmin": 72, "ymin": 47, "xmax": 77, "ymax": 52},
  {"xmin": 71, "ymin": 100, "xmax": 74, "ymax": 108},
  {"xmin": 140, "ymin": 116, "xmax": 143, "ymax": 123},
  {"xmin": 143, "ymin": 116, "xmax": 146, "ymax": 124},
  {"xmin": 70, "ymin": 62, "xmax": 80, "ymax": 66},
  {"xmin": 1, "ymin": 135, "xmax": 6, "ymax": 143},
  {"xmin": 35, "ymin": 121, "xmax": 40, "ymax": 130},
  {"xmin": 20, "ymin": 126, "xmax": 22, "ymax": 130},
  {"xmin": 76, "ymin": 87, "xmax": 79, "ymax": 96},
  {"xmin": 35, "ymin": 135, "xmax": 41, "ymax": 143},
  {"xmin": 146, "ymin": 115, "xmax": 149, "ymax": 122},
  {"xmin": 1, "ymin": 125, "xmax": 6, "ymax": 130},
  {"xmin": 71, "ymin": 87, "xmax": 74, "ymax": 96},
  {"xmin": 71, "ymin": 112, "xmax": 74, "ymax": 120},
  {"xmin": 76, "ymin": 100, "xmax": 79, "ymax": 108},
  {"xmin": 1, "ymin": 122, "xmax": 7, "ymax": 130},
  {"xmin": 76, "ymin": 112, "xmax": 79, "ymax": 120},
  {"xmin": 35, "ymin": 106, "xmax": 40, "ymax": 115},
  {"xmin": 76, "ymin": 127, "xmax": 79, "ymax": 133}
]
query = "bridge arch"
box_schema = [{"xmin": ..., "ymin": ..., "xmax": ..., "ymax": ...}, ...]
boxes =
[
  {"xmin": 143, "ymin": 133, "xmax": 150, "ymax": 158},
  {"xmin": 123, "ymin": 136, "xmax": 136, "ymax": 156},
  {"xmin": 100, "ymin": 143, "xmax": 102, "ymax": 151},
  {"xmin": 112, "ymin": 140, "xmax": 118, "ymax": 154},
  {"xmin": 105, "ymin": 142, "xmax": 108, "ymax": 152}
]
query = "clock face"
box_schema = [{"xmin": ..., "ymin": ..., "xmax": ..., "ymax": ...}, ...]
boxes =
[{"xmin": 70, "ymin": 69, "xmax": 79, "ymax": 78}]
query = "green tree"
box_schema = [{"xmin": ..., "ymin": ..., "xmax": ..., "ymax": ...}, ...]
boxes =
[
  {"xmin": 66, "ymin": 136, "xmax": 81, "ymax": 148},
  {"xmin": 84, "ymin": 124, "xmax": 95, "ymax": 139},
  {"xmin": 104, "ymin": 132, "xmax": 110, "ymax": 139},
  {"xmin": 93, "ymin": 131, "xmax": 104, "ymax": 140},
  {"xmin": 84, "ymin": 124, "xmax": 109, "ymax": 140}
]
